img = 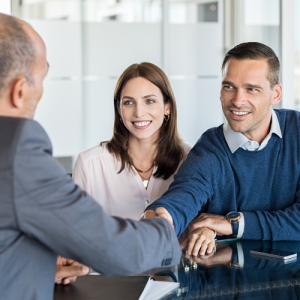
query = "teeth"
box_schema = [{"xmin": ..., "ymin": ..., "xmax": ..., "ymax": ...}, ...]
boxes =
[
  {"xmin": 134, "ymin": 121, "xmax": 151, "ymax": 127},
  {"xmin": 232, "ymin": 111, "xmax": 249, "ymax": 116}
]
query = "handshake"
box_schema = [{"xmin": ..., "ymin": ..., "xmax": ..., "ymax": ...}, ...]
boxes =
[
  {"xmin": 142, "ymin": 208, "xmax": 232, "ymax": 257},
  {"xmin": 56, "ymin": 208, "xmax": 233, "ymax": 286}
]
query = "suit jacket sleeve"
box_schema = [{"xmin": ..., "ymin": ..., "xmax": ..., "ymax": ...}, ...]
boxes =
[{"xmin": 13, "ymin": 120, "xmax": 181, "ymax": 275}]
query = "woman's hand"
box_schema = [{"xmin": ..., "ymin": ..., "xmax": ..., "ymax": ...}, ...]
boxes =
[
  {"xmin": 55, "ymin": 256, "xmax": 89, "ymax": 285},
  {"xmin": 180, "ymin": 227, "xmax": 216, "ymax": 256}
]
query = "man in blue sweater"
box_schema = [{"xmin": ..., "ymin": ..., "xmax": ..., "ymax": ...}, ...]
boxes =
[{"xmin": 145, "ymin": 42, "xmax": 300, "ymax": 255}]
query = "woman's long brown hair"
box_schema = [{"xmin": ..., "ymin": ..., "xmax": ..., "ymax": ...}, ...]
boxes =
[{"xmin": 101, "ymin": 62, "xmax": 184, "ymax": 180}]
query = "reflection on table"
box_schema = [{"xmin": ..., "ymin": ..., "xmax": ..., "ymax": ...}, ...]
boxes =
[
  {"xmin": 53, "ymin": 240, "xmax": 300, "ymax": 300},
  {"xmin": 155, "ymin": 240, "xmax": 300, "ymax": 300}
]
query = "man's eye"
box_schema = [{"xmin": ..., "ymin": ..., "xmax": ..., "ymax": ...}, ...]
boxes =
[
  {"xmin": 224, "ymin": 85, "xmax": 233, "ymax": 90},
  {"xmin": 248, "ymin": 88, "xmax": 258, "ymax": 92}
]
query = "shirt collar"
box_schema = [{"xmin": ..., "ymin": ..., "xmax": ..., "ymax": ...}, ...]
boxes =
[{"xmin": 223, "ymin": 109, "xmax": 282, "ymax": 154}]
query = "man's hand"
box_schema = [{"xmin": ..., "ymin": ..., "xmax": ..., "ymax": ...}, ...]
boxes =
[
  {"xmin": 187, "ymin": 242, "xmax": 232, "ymax": 267},
  {"xmin": 142, "ymin": 208, "xmax": 174, "ymax": 229},
  {"xmin": 55, "ymin": 256, "xmax": 89, "ymax": 285},
  {"xmin": 190, "ymin": 213, "xmax": 232, "ymax": 236},
  {"xmin": 181, "ymin": 227, "xmax": 216, "ymax": 256},
  {"xmin": 142, "ymin": 210, "xmax": 157, "ymax": 219}
]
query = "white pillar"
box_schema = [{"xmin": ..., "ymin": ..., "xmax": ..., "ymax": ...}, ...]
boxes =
[
  {"xmin": 162, "ymin": 0, "xmax": 169, "ymax": 74},
  {"xmin": 280, "ymin": 0, "xmax": 294, "ymax": 109},
  {"xmin": 0, "ymin": 0, "xmax": 11, "ymax": 14}
]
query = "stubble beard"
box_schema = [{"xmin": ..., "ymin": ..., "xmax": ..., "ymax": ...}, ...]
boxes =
[{"xmin": 222, "ymin": 105, "xmax": 255, "ymax": 134}]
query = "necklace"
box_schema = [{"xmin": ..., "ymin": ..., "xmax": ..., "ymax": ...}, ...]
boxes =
[
  {"xmin": 133, "ymin": 164, "xmax": 154, "ymax": 189},
  {"xmin": 139, "ymin": 173, "xmax": 151, "ymax": 188}
]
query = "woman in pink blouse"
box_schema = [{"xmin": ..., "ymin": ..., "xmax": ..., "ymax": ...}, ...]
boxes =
[
  {"xmin": 73, "ymin": 62, "xmax": 191, "ymax": 220},
  {"xmin": 56, "ymin": 63, "xmax": 216, "ymax": 284}
]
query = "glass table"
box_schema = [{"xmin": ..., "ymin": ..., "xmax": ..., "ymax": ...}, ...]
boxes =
[
  {"xmin": 54, "ymin": 239, "xmax": 300, "ymax": 300},
  {"xmin": 155, "ymin": 239, "xmax": 300, "ymax": 299}
]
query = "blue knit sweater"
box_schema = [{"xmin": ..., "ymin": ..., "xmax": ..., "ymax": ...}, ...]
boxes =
[{"xmin": 147, "ymin": 109, "xmax": 300, "ymax": 240}]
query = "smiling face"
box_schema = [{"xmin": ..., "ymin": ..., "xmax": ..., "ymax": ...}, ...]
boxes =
[
  {"xmin": 118, "ymin": 77, "xmax": 170, "ymax": 143},
  {"xmin": 220, "ymin": 58, "xmax": 282, "ymax": 143}
]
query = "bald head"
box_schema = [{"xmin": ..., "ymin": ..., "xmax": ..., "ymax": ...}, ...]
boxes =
[
  {"xmin": 0, "ymin": 14, "xmax": 48, "ymax": 119},
  {"xmin": 0, "ymin": 14, "xmax": 37, "ymax": 97}
]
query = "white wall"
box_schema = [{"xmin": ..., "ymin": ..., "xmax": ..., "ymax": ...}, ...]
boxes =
[
  {"xmin": 22, "ymin": 0, "xmax": 224, "ymax": 159},
  {"xmin": 82, "ymin": 22, "xmax": 162, "ymax": 150},
  {"xmin": 0, "ymin": 0, "xmax": 11, "ymax": 14},
  {"xmin": 168, "ymin": 22, "xmax": 223, "ymax": 145},
  {"xmin": 28, "ymin": 20, "xmax": 83, "ymax": 157}
]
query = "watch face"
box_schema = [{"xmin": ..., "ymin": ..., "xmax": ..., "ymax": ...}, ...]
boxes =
[{"xmin": 226, "ymin": 211, "xmax": 240, "ymax": 219}]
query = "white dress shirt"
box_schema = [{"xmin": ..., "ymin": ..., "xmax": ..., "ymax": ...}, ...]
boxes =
[
  {"xmin": 223, "ymin": 109, "xmax": 282, "ymax": 238},
  {"xmin": 73, "ymin": 143, "xmax": 191, "ymax": 220}
]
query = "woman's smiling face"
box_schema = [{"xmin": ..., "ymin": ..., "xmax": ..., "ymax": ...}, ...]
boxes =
[{"xmin": 119, "ymin": 76, "xmax": 170, "ymax": 143}]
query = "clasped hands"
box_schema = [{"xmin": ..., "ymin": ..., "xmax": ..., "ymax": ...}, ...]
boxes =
[
  {"xmin": 143, "ymin": 209, "xmax": 233, "ymax": 257},
  {"xmin": 56, "ymin": 210, "xmax": 233, "ymax": 285}
]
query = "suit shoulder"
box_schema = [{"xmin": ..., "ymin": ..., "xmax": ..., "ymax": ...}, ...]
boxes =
[
  {"xmin": 0, "ymin": 117, "xmax": 27, "ymax": 157},
  {"xmin": 17, "ymin": 119, "xmax": 53, "ymax": 154}
]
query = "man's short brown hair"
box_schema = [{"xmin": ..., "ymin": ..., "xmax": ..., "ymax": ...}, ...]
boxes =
[
  {"xmin": 0, "ymin": 13, "xmax": 36, "ymax": 96},
  {"xmin": 222, "ymin": 42, "xmax": 280, "ymax": 88}
]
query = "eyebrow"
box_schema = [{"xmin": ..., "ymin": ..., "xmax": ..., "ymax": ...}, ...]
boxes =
[
  {"xmin": 121, "ymin": 96, "xmax": 134, "ymax": 100},
  {"xmin": 222, "ymin": 80, "xmax": 235, "ymax": 86},
  {"xmin": 143, "ymin": 94, "xmax": 157, "ymax": 98},
  {"xmin": 222, "ymin": 81, "xmax": 263, "ymax": 89},
  {"xmin": 121, "ymin": 94, "xmax": 158, "ymax": 100},
  {"xmin": 244, "ymin": 83, "xmax": 263, "ymax": 90}
]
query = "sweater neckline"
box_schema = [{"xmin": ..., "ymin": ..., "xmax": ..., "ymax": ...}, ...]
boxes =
[{"xmin": 218, "ymin": 126, "xmax": 281, "ymax": 157}]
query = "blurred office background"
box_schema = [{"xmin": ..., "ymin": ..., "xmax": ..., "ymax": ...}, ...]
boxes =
[{"xmin": 0, "ymin": 0, "xmax": 298, "ymax": 172}]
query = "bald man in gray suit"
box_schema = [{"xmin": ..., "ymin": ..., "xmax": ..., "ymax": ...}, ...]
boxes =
[{"xmin": 0, "ymin": 13, "xmax": 181, "ymax": 300}]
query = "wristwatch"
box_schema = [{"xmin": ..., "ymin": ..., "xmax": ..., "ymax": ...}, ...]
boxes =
[
  {"xmin": 226, "ymin": 211, "xmax": 241, "ymax": 238},
  {"xmin": 225, "ymin": 243, "xmax": 240, "ymax": 268}
]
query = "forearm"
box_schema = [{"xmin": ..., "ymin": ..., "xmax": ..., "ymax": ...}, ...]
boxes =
[
  {"xmin": 14, "ymin": 128, "xmax": 182, "ymax": 276},
  {"xmin": 242, "ymin": 204, "xmax": 300, "ymax": 240},
  {"xmin": 146, "ymin": 183, "xmax": 208, "ymax": 236},
  {"xmin": 18, "ymin": 188, "xmax": 182, "ymax": 276}
]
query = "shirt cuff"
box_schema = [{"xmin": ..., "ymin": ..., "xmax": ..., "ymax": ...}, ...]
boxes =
[
  {"xmin": 236, "ymin": 242, "xmax": 244, "ymax": 267},
  {"xmin": 237, "ymin": 212, "xmax": 244, "ymax": 238}
]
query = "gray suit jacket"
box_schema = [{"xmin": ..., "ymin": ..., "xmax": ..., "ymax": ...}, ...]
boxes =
[{"xmin": 0, "ymin": 116, "xmax": 181, "ymax": 300}]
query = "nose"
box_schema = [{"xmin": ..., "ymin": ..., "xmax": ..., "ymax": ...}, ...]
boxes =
[
  {"xmin": 133, "ymin": 102, "xmax": 145, "ymax": 118},
  {"xmin": 232, "ymin": 89, "xmax": 247, "ymax": 108}
]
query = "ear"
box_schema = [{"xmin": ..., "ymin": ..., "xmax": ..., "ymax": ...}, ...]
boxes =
[
  {"xmin": 164, "ymin": 101, "xmax": 171, "ymax": 115},
  {"xmin": 10, "ymin": 78, "xmax": 28, "ymax": 109},
  {"xmin": 270, "ymin": 83, "xmax": 282, "ymax": 106}
]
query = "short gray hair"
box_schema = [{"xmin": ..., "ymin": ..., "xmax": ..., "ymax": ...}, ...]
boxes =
[{"xmin": 0, "ymin": 14, "xmax": 36, "ymax": 96}]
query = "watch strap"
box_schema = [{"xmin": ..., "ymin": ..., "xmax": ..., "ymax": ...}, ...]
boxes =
[
  {"xmin": 231, "ymin": 244, "xmax": 238, "ymax": 264},
  {"xmin": 231, "ymin": 220, "xmax": 239, "ymax": 238}
]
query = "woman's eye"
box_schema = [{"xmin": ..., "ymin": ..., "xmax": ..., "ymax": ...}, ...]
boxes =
[
  {"xmin": 146, "ymin": 99, "xmax": 155, "ymax": 104},
  {"xmin": 124, "ymin": 100, "xmax": 133, "ymax": 105}
]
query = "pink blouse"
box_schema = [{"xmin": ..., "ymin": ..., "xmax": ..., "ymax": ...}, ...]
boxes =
[{"xmin": 73, "ymin": 144, "xmax": 191, "ymax": 220}]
